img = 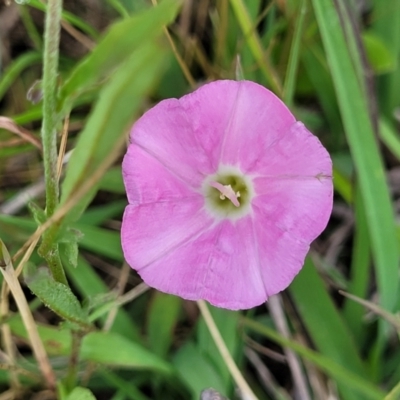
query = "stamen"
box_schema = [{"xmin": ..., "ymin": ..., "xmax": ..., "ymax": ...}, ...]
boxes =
[{"xmin": 210, "ymin": 181, "xmax": 240, "ymax": 207}]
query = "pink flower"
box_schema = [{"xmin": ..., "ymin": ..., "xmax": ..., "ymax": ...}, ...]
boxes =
[{"xmin": 121, "ymin": 80, "xmax": 333, "ymax": 310}]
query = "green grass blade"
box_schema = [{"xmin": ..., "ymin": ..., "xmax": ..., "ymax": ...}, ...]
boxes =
[
  {"xmin": 0, "ymin": 52, "xmax": 42, "ymax": 101},
  {"xmin": 283, "ymin": 0, "xmax": 307, "ymax": 107},
  {"xmin": 379, "ymin": 118, "xmax": 400, "ymax": 161},
  {"xmin": 311, "ymin": 0, "xmax": 399, "ymax": 313},
  {"xmin": 290, "ymin": 258, "xmax": 367, "ymax": 400},
  {"xmin": 372, "ymin": 2, "xmax": 400, "ymax": 116},
  {"xmin": 342, "ymin": 186, "xmax": 371, "ymax": 343},
  {"xmin": 242, "ymin": 317, "xmax": 385, "ymax": 400},
  {"xmin": 229, "ymin": 0, "xmax": 282, "ymax": 94},
  {"xmin": 59, "ymin": 0, "xmax": 182, "ymax": 107},
  {"xmin": 59, "ymin": 42, "xmax": 168, "ymax": 223}
]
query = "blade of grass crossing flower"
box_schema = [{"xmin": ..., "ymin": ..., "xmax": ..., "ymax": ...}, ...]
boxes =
[
  {"xmin": 242, "ymin": 317, "xmax": 385, "ymax": 400},
  {"xmin": 311, "ymin": 0, "xmax": 399, "ymax": 313},
  {"xmin": 342, "ymin": 186, "xmax": 371, "ymax": 344}
]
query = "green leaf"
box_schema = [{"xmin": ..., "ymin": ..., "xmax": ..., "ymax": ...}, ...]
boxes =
[
  {"xmin": 0, "ymin": 51, "xmax": 42, "ymax": 101},
  {"xmin": 58, "ymin": 0, "xmax": 182, "ymax": 107},
  {"xmin": 78, "ymin": 201, "xmax": 126, "ymax": 226},
  {"xmin": 243, "ymin": 317, "xmax": 385, "ymax": 400},
  {"xmin": 311, "ymin": 0, "xmax": 399, "ymax": 314},
  {"xmin": 290, "ymin": 258, "xmax": 367, "ymax": 399},
  {"xmin": 197, "ymin": 307, "xmax": 240, "ymax": 392},
  {"xmin": 28, "ymin": 201, "xmax": 47, "ymax": 225},
  {"xmin": 59, "ymin": 241, "xmax": 79, "ymax": 270},
  {"xmin": 148, "ymin": 293, "xmax": 181, "ymax": 359},
  {"xmin": 173, "ymin": 342, "xmax": 226, "ymax": 399},
  {"xmin": 362, "ymin": 32, "xmax": 396, "ymax": 74},
  {"xmin": 98, "ymin": 167, "xmax": 125, "ymax": 194},
  {"xmin": 8, "ymin": 316, "xmax": 72, "ymax": 356},
  {"xmin": 59, "ymin": 42, "xmax": 169, "ymax": 224},
  {"xmin": 379, "ymin": 118, "xmax": 400, "ymax": 161},
  {"xmin": 65, "ymin": 387, "xmax": 96, "ymax": 400},
  {"xmin": 28, "ymin": 0, "xmax": 100, "ymax": 40},
  {"xmin": 229, "ymin": 0, "xmax": 281, "ymax": 93},
  {"xmin": 342, "ymin": 186, "xmax": 371, "ymax": 344},
  {"xmin": 80, "ymin": 331, "xmax": 172, "ymax": 373},
  {"xmin": 74, "ymin": 224, "xmax": 122, "ymax": 261},
  {"xmin": 24, "ymin": 265, "xmax": 90, "ymax": 328},
  {"xmin": 62, "ymin": 255, "xmax": 141, "ymax": 341}
]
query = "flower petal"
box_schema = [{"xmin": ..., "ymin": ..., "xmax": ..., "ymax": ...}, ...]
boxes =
[
  {"xmin": 253, "ymin": 176, "xmax": 333, "ymax": 243},
  {"xmin": 252, "ymin": 212, "xmax": 311, "ymax": 296},
  {"xmin": 121, "ymin": 198, "xmax": 211, "ymax": 269},
  {"xmin": 131, "ymin": 80, "xmax": 242, "ymax": 184},
  {"xmin": 251, "ymin": 121, "xmax": 332, "ymax": 177},
  {"xmin": 137, "ymin": 217, "xmax": 268, "ymax": 310},
  {"xmin": 122, "ymin": 144, "xmax": 198, "ymax": 205},
  {"xmin": 220, "ymin": 81, "xmax": 295, "ymax": 170}
]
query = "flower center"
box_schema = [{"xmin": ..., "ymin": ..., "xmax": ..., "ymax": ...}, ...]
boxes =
[
  {"xmin": 202, "ymin": 166, "xmax": 254, "ymax": 220},
  {"xmin": 209, "ymin": 181, "xmax": 240, "ymax": 207}
]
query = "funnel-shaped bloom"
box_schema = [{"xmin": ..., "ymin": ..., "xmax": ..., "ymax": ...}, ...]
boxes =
[{"xmin": 121, "ymin": 80, "xmax": 333, "ymax": 309}]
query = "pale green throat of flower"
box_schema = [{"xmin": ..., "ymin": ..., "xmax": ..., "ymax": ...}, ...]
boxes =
[{"xmin": 203, "ymin": 166, "xmax": 254, "ymax": 220}]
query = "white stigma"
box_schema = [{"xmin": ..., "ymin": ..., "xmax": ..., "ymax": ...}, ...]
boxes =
[{"xmin": 210, "ymin": 181, "xmax": 240, "ymax": 207}]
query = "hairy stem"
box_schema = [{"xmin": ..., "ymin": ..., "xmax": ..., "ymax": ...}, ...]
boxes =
[{"xmin": 41, "ymin": 0, "xmax": 63, "ymax": 217}]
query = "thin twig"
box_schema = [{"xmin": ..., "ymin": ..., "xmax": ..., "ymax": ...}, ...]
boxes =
[
  {"xmin": 151, "ymin": 0, "xmax": 196, "ymax": 88},
  {"xmin": 57, "ymin": 114, "xmax": 70, "ymax": 182},
  {"xmin": 197, "ymin": 300, "xmax": 258, "ymax": 400},
  {"xmin": 0, "ymin": 282, "xmax": 19, "ymax": 391},
  {"xmin": 12, "ymin": 133, "xmax": 126, "ymax": 264},
  {"xmin": 267, "ymin": 295, "xmax": 311, "ymax": 400},
  {"xmin": 103, "ymin": 262, "xmax": 131, "ymax": 331},
  {"xmin": 0, "ymin": 242, "xmax": 56, "ymax": 390}
]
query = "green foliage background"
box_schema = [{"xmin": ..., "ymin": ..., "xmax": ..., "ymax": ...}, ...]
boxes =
[{"xmin": 0, "ymin": 0, "xmax": 399, "ymax": 399}]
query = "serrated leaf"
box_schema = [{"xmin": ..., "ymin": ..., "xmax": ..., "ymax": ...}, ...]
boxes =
[{"xmin": 24, "ymin": 265, "xmax": 90, "ymax": 328}]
